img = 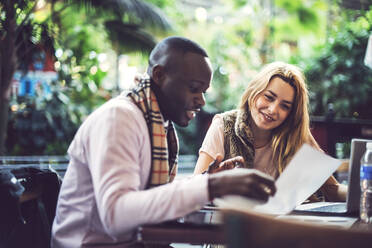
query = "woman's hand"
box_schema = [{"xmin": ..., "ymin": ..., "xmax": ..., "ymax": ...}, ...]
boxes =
[{"xmin": 206, "ymin": 155, "xmax": 244, "ymax": 174}]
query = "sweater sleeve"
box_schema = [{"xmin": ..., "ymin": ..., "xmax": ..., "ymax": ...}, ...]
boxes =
[{"xmin": 83, "ymin": 99, "xmax": 210, "ymax": 237}]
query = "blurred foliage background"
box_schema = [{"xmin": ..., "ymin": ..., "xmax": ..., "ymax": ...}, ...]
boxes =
[{"xmin": 1, "ymin": 0, "xmax": 372, "ymax": 155}]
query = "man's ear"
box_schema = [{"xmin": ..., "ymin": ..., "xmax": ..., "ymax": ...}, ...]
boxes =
[{"xmin": 151, "ymin": 64, "xmax": 166, "ymax": 86}]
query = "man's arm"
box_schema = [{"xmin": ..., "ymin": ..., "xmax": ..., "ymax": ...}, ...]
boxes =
[
  {"xmin": 208, "ymin": 168, "xmax": 276, "ymax": 202},
  {"xmin": 84, "ymin": 101, "xmax": 210, "ymax": 237},
  {"xmin": 84, "ymin": 99, "xmax": 276, "ymax": 238}
]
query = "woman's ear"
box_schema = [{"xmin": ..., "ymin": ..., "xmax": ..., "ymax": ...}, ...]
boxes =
[{"xmin": 151, "ymin": 64, "xmax": 165, "ymax": 86}]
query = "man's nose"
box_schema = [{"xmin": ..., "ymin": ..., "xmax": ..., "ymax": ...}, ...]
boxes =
[{"xmin": 196, "ymin": 93, "xmax": 206, "ymax": 107}]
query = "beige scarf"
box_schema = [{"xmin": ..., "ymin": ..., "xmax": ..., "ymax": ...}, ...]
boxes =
[{"xmin": 127, "ymin": 79, "xmax": 178, "ymax": 188}]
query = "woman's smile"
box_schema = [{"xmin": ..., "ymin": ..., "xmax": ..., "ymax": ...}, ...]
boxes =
[{"xmin": 251, "ymin": 76, "xmax": 294, "ymax": 131}]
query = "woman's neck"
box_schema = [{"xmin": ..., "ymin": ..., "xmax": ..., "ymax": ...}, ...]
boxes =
[{"xmin": 251, "ymin": 121, "xmax": 272, "ymax": 149}]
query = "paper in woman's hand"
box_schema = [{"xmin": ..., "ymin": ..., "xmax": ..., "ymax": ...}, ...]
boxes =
[
  {"xmin": 214, "ymin": 144, "xmax": 342, "ymax": 215},
  {"xmin": 256, "ymin": 144, "xmax": 342, "ymax": 214}
]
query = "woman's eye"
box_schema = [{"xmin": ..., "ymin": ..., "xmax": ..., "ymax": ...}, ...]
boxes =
[
  {"xmin": 281, "ymin": 104, "xmax": 291, "ymax": 111},
  {"xmin": 264, "ymin": 95, "xmax": 274, "ymax": 101}
]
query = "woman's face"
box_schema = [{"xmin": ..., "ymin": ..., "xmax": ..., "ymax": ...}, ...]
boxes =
[{"xmin": 251, "ymin": 76, "xmax": 295, "ymax": 131}]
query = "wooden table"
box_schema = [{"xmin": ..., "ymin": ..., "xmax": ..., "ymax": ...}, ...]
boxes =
[
  {"xmin": 137, "ymin": 207, "xmax": 372, "ymax": 246},
  {"xmin": 137, "ymin": 207, "xmax": 224, "ymax": 245}
]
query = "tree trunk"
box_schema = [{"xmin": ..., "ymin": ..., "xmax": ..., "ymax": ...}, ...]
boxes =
[
  {"xmin": 0, "ymin": 2, "xmax": 17, "ymax": 155},
  {"xmin": 0, "ymin": 98, "xmax": 9, "ymax": 155}
]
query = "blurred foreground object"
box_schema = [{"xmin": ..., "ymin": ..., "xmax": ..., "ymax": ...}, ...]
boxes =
[{"xmin": 364, "ymin": 34, "xmax": 372, "ymax": 69}]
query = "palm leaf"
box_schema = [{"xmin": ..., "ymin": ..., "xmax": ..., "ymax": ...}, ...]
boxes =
[
  {"xmin": 16, "ymin": 22, "xmax": 55, "ymax": 72},
  {"xmin": 68, "ymin": 0, "xmax": 172, "ymax": 31},
  {"xmin": 104, "ymin": 20, "xmax": 156, "ymax": 54}
]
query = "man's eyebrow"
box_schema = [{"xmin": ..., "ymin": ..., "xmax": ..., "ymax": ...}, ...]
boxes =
[
  {"xmin": 267, "ymin": 90, "xmax": 293, "ymax": 104},
  {"xmin": 191, "ymin": 80, "xmax": 208, "ymax": 85},
  {"xmin": 190, "ymin": 80, "xmax": 210, "ymax": 90}
]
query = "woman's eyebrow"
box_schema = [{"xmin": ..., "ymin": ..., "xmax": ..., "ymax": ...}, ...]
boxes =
[
  {"xmin": 267, "ymin": 90, "xmax": 277, "ymax": 97},
  {"xmin": 267, "ymin": 90, "xmax": 293, "ymax": 104}
]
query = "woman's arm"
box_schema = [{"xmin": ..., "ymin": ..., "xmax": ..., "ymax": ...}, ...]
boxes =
[
  {"xmin": 194, "ymin": 115, "xmax": 225, "ymax": 174},
  {"xmin": 194, "ymin": 152, "xmax": 244, "ymax": 174},
  {"xmin": 194, "ymin": 152, "xmax": 215, "ymax": 174},
  {"xmin": 321, "ymin": 175, "xmax": 347, "ymax": 202}
]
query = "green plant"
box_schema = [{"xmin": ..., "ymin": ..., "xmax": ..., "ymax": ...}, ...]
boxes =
[
  {"xmin": 6, "ymin": 81, "xmax": 79, "ymax": 155},
  {"xmin": 304, "ymin": 9, "xmax": 372, "ymax": 119},
  {"xmin": 1, "ymin": 0, "xmax": 172, "ymax": 155}
]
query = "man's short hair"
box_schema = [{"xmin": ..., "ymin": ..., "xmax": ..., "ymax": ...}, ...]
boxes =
[{"xmin": 148, "ymin": 36, "xmax": 208, "ymax": 75}]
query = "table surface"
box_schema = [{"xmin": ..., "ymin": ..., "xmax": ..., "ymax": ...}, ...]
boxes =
[
  {"xmin": 137, "ymin": 206, "xmax": 372, "ymax": 245},
  {"xmin": 137, "ymin": 207, "xmax": 224, "ymax": 245}
]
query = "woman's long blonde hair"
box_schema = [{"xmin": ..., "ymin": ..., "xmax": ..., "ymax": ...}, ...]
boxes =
[{"xmin": 239, "ymin": 61, "xmax": 319, "ymax": 173}]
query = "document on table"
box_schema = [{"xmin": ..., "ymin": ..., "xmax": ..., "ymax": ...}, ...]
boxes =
[{"xmin": 214, "ymin": 144, "xmax": 342, "ymax": 215}]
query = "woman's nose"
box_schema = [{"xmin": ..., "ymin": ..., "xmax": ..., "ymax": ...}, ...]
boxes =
[{"xmin": 268, "ymin": 102, "xmax": 279, "ymax": 114}]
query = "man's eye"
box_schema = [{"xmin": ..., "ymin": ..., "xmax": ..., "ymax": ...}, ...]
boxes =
[{"xmin": 189, "ymin": 86, "xmax": 199, "ymax": 93}]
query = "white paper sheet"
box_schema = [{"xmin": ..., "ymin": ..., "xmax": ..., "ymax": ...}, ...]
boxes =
[{"xmin": 214, "ymin": 144, "xmax": 342, "ymax": 215}]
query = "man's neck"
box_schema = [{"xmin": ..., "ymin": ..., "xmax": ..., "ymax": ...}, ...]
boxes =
[{"xmin": 150, "ymin": 80, "xmax": 169, "ymax": 122}]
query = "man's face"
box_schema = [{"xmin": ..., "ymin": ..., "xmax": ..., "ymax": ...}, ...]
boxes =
[{"xmin": 156, "ymin": 52, "xmax": 212, "ymax": 127}]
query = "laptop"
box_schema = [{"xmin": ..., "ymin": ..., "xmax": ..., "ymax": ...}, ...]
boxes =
[{"xmin": 293, "ymin": 138, "xmax": 372, "ymax": 217}]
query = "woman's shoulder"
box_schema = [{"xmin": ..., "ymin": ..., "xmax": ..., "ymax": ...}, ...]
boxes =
[
  {"xmin": 220, "ymin": 109, "xmax": 238, "ymax": 116},
  {"xmin": 219, "ymin": 109, "xmax": 238, "ymax": 121},
  {"xmin": 215, "ymin": 110, "xmax": 239, "ymax": 135}
]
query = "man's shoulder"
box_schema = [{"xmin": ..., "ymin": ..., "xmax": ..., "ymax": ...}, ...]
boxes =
[
  {"xmin": 81, "ymin": 95, "xmax": 146, "ymax": 131},
  {"xmin": 68, "ymin": 95, "xmax": 149, "ymax": 157},
  {"xmin": 96, "ymin": 95, "xmax": 143, "ymax": 118}
]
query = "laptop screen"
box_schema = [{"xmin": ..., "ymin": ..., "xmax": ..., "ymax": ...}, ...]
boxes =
[
  {"xmin": 291, "ymin": 138, "xmax": 372, "ymax": 216},
  {"xmin": 346, "ymin": 138, "xmax": 371, "ymax": 213}
]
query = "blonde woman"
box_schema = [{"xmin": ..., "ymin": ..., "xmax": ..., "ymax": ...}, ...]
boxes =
[{"xmin": 194, "ymin": 61, "xmax": 346, "ymax": 201}]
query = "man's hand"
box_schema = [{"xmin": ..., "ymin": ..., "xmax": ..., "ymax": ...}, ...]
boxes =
[
  {"xmin": 207, "ymin": 155, "xmax": 244, "ymax": 174},
  {"xmin": 208, "ymin": 168, "xmax": 276, "ymax": 202}
]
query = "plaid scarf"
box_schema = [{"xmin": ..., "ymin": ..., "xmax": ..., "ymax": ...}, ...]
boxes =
[{"xmin": 127, "ymin": 79, "xmax": 178, "ymax": 188}]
